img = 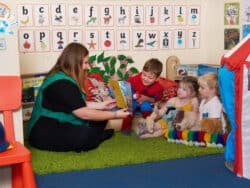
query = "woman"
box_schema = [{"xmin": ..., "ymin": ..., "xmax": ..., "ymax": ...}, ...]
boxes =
[{"xmin": 27, "ymin": 43, "xmax": 130, "ymax": 152}]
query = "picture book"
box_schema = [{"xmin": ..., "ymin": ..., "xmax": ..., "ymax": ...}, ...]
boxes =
[{"xmin": 109, "ymin": 79, "xmax": 133, "ymax": 111}]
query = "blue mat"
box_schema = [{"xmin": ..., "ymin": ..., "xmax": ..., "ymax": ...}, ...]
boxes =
[{"xmin": 36, "ymin": 154, "xmax": 250, "ymax": 188}]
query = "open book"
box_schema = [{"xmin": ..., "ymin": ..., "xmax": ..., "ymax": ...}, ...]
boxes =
[{"xmin": 109, "ymin": 79, "xmax": 133, "ymax": 111}]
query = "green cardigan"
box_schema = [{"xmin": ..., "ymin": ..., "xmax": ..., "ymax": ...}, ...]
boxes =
[{"xmin": 27, "ymin": 71, "xmax": 89, "ymax": 136}]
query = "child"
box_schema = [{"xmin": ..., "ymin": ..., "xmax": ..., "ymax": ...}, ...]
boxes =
[
  {"xmin": 121, "ymin": 58, "xmax": 164, "ymax": 135},
  {"xmin": 168, "ymin": 76, "xmax": 199, "ymax": 113},
  {"xmin": 136, "ymin": 76, "xmax": 199, "ymax": 138},
  {"xmin": 198, "ymin": 72, "xmax": 226, "ymax": 133}
]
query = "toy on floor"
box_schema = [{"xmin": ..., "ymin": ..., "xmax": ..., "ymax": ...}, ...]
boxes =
[
  {"xmin": 85, "ymin": 73, "xmax": 112, "ymax": 102},
  {"xmin": 173, "ymin": 110, "xmax": 223, "ymax": 134},
  {"xmin": 135, "ymin": 99, "xmax": 225, "ymax": 139},
  {"xmin": 135, "ymin": 101, "xmax": 176, "ymax": 138},
  {"xmin": 173, "ymin": 110, "xmax": 198, "ymax": 131}
]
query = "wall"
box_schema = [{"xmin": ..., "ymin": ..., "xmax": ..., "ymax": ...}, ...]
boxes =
[
  {"xmin": 18, "ymin": 0, "xmax": 241, "ymax": 78},
  {"xmin": 0, "ymin": 0, "xmax": 244, "ymax": 187}
]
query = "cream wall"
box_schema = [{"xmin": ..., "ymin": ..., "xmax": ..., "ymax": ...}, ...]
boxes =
[
  {"xmin": 0, "ymin": 0, "xmax": 242, "ymax": 188},
  {"xmin": 19, "ymin": 0, "xmax": 241, "ymax": 77}
]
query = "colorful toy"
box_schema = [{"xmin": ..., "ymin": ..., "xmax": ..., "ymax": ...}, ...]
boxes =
[
  {"xmin": 163, "ymin": 129, "xmax": 227, "ymax": 148},
  {"xmin": 219, "ymin": 34, "xmax": 250, "ymax": 179},
  {"xmin": 0, "ymin": 121, "xmax": 9, "ymax": 152}
]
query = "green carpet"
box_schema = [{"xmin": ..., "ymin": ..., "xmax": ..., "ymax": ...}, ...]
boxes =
[{"xmin": 26, "ymin": 132, "xmax": 224, "ymax": 175}]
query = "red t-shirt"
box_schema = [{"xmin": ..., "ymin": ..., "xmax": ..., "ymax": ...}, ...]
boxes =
[{"xmin": 127, "ymin": 72, "xmax": 163, "ymax": 101}]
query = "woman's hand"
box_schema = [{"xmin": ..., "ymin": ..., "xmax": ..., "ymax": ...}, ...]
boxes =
[
  {"xmin": 102, "ymin": 99, "xmax": 117, "ymax": 110},
  {"xmin": 86, "ymin": 99, "xmax": 116, "ymax": 110},
  {"xmin": 114, "ymin": 108, "xmax": 130, "ymax": 118}
]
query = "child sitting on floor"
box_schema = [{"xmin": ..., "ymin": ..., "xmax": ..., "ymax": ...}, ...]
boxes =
[
  {"xmin": 121, "ymin": 58, "xmax": 164, "ymax": 135},
  {"xmin": 136, "ymin": 76, "xmax": 199, "ymax": 138},
  {"xmin": 198, "ymin": 72, "xmax": 226, "ymax": 134}
]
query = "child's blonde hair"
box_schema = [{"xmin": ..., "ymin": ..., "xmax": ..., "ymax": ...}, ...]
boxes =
[
  {"xmin": 179, "ymin": 76, "xmax": 199, "ymax": 97},
  {"xmin": 198, "ymin": 73, "xmax": 219, "ymax": 95}
]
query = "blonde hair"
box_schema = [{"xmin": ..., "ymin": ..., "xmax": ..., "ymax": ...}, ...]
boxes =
[{"xmin": 198, "ymin": 73, "xmax": 219, "ymax": 95}]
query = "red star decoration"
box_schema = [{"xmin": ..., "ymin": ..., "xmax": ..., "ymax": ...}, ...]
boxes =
[{"xmin": 88, "ymin": 40, "xmax": 96, "ymax": 49}]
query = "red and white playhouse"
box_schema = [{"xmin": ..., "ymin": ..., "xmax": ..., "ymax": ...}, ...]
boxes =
[{"xmin": 220, "ymin": 34, "xmax": 250, "ymax": 179}]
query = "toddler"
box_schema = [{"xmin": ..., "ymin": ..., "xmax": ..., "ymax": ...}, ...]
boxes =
[
  {"xmin": 198, "ymin": 72, "xmax": 226, "ymax": 133},
  {"xmin": 136, "ymin": 76, "xmax": 199, "ymax": 138}
]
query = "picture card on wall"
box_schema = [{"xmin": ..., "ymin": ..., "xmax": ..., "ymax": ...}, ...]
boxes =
[
  {"xmin": 174, "ymin": 5, "xmax": 186, "ymax": 25},
  {"xmin": 68, "ymin": 4, "xmax": 83, "ymax": 26},
  {"xmin": 224, "ymin": 3, "xmax": 240, "ymax": 25},
  {"xmin": 35, "ymin": 30, "xmax": 50, "ymax": 52},
  {"xmin": 131, "ymin": 5, "xmax": 144, "ymax": 26},
  {"xmin": 174, "ymin": 29, "xmax": 186, "ymax": 49},
  {"xmin": 159, "ymin": 5, "xmax": 173, "ymax": 26},
  {"xmin": 100, "ymin": 5, "xmax": 114, "ymax": 27},
  {"xmin": 52, "ymin": 30, "xmax": 67, "ymax": 51},
  {"xmin": 145, "ymin": 5, "xmax": 159, "ymax": 26},
  {"xmin": 188, "ymin": 6, "xmax": 200, "ymax": 25},
  {"xmin": 0, "ymin": 38, "xmax": 6, "ymax": 50},
  {"xmin": 51, "ymin": 4, "xmax": 66, "ymax": 26},
  {"xmin": 159, "ymin": 30, "xmax": 172, "ymax": 49},
  {"xmin": 100, "ymin": 30, "xmax": 115, "ymax": 50},
  {"xmin": 17, "ymin": 5, "xmax": 33, "ymax": 27},
  {"xmin": 116, "ymin": 30, "xmax": 130, "ymax": 50},
  {"xmin": 188, "ymin": 29, "xmax": 200, "ymax": 49},
  {"xmin": 19, "ymin": 30, "xmax": 35, "ymax": 52},
  {"xmin": 145, "ymin": 30, "xmax": 158, "ymax": 50},
  {"xmin": 116, "ymin": 5, "xmax": 130, "ymax": 26},
  {"xmin": 34, "ymin": 4, "xmax": 49, "ymax": 26},
  {"xmin": 132, "ymin": 30, "xmax": 145, "ymax": 50},
  {"xmin": 69, "ymin": 30, "xmax": 82, "ymax": 44},
  {"xmin": 85, "ymin": 30, "xmax": 99, "ymax": 51},
  {"xmin": 242, "ymin": 0, "xmax": 250, "ymax": 23},
  {"xmin": 85, "ymin": 5, "xmax": 99, "ymax": 26},
  {"xmin": 224, "ymin": 28, "xmax": 240, "ymax": 50}
]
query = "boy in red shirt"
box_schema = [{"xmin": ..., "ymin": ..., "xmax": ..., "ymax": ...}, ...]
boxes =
[{"xmin": 121, "ymin": 58, "xmax": 163, "ymax": 135}]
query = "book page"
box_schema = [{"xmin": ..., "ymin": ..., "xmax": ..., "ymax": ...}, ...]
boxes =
[{"xmin": 109, "ymin": 79, "xmax": 133, "ymax": 111}]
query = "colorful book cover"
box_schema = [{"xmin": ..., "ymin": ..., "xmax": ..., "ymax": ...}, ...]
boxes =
[
  {"xmin": 109, "ymin": 79, "xmax": 133, "ymax": 111},
  {"xmin": 176, "ymin": 65, "xmax": 198, "ymax": 77},
  {"xmin": 22, "ymin": 75, "xmax": 46, "ymax": 88}
]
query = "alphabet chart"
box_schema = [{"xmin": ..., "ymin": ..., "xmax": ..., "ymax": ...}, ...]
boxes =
[{"xmin": 17, "ymin": 3, "xmax": 201, "ymax": 53}]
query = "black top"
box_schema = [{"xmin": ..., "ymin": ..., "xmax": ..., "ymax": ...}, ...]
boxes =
[{"xmin": 42, "ymin": 79, "xmax": 86, "ymax": 113}]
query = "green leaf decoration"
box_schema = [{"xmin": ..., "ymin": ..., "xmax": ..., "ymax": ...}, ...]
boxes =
[
  {"xmin": 104, "ymin": 64, "xmax": 110, "ymax": 73},
  {"xmin": 124, "ymin": 72, "xmax": 129, "ymax": 80},
  {"xmin": 103, "ymin": 75, "xmax": 110, "ymax": 83},
  {"xmin": 118, "ymin": 54, "xmax": 126, "ymax": 61},
  {"xmin": 100, "ymin": 70, "xmax": 106, "ymax": 75},
  {"xmin": 89, "ymin": 55, "xmax": 96, "ymax": 64},
  {"xmin": 127, "ymin": 58, "xmax": 134, "ymax": 63},
  {"xmin": 88, "ymin": 52, "xmax": 137, "ymax": 82},
  {"xmin": 129, "ymin": 67, "xmax": 139, "ymax": 73},
  {"xmin": 117, "ymin": 69, "xmax": 123, "ymax": 80},
  {"xmin": 97, "ymin": 52, "xmax": 104, "ymax": 63},
  {"xmin": 110, "ymin": 57, "xmax": 116, "ymax": 68},
  {"xmin": 89, "ymin": 67, "xmax": 100, "ymax": 73},
  {"xmin": 104, "ymin": 56, "xmax": 111, "ymax": 62},
  {"xmin": 110, "ymin": 68, "xmax": 116, "ymax": 76},
  {"xmin": 120, "ymin": 64, "xmax": 127, "ymax": 69}
]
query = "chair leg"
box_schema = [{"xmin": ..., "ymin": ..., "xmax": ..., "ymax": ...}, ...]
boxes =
[
  {"xmin": 12, "ymin": 164, "xmax": 23, "ymax": 188},
  {"xmin": 22, "ymin": 161, "xmax": 36, "ymax": 188},
  {"xmin": 12, "ymin": 162, "xmax": 36, "ymax": 188}
]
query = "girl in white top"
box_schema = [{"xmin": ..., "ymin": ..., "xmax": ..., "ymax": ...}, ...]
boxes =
[{"xmin": 198, "ymin": 73, "xmax": 226, "ymax": 133}]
